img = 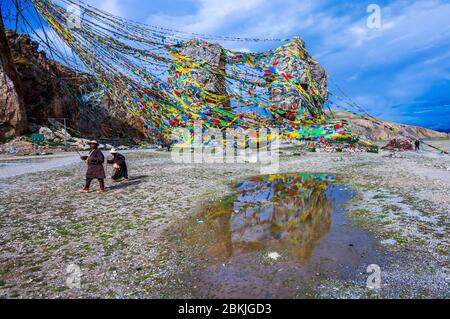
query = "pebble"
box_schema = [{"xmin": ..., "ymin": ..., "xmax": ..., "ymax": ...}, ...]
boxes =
[{"xmin": 268, "ymin": 252, "xmax": 281, "ymax": 260}]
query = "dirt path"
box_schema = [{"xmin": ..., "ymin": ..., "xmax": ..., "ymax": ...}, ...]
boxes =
[
  {"xmin": 0, "ymin": 154, "xmax": 80, "ymax": 179},
  {"xmin": 0, "ymin": 143, "xmax": 449, "ymax": 298}
]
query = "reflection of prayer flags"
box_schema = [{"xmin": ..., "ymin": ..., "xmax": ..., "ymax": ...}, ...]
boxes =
[
  {"xmin": 264, "ymin": 67, "xmax": 277, "ymax": 75},
  {"xmin": 282, "ymin": 73, "xmax": 294, "ymax": 81},
  {"xmin": 169, "ymin": 117, "xmax": 180, "ymax": 127}
]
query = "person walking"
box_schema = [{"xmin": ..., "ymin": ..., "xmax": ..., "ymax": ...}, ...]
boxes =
[
  {"xmin": 415, "ymin": 139, "xmax": 421, "ymax": 151},
  {"xmin": 107, "ymin": 148, "xmax": 129, "ymax": 182},
  {"xmin": 80, "ymin": 140, "xmax": 106, "ymax": 193}
]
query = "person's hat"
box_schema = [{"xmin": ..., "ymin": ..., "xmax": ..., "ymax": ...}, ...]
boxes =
[
  {"xmin": 110, "ymin": 148, "xmax": 118, "ymax": 154},
  {"xmin": 88, "ymin": 140, "xmax": 99, "ymax": 145}
]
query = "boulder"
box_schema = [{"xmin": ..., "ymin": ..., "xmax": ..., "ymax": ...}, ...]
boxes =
[
  {"xmin": 382, "ymin": 138, "xmax": 414, "ymax": 151},
  {"xmin": 54, "ymin": 128, "xmax": 72, "ymax": 140},
  {"xmin": 39, "ymin": 126, "xmax": 55, "ymax": 141},
  {"xmin": 269, "ymin": 37, "xmax": 328, "ymax": 119},
  {"xmin": 73, "ymin": 137, "xmax": 90, "ymax": 144}
]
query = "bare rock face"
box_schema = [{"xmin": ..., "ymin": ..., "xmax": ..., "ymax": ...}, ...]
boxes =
[
  {"xmin": 38, "ymin": 126, "xmax": 55, "ymax": 141},
  {"xmin": 6, "ymin": 31, "xmax": 83, "ymax": 122},
  {"xmin": 169, "ymin": 39, "xmax": 231, "ymax": 111},
  {"xmin": 0, "ymin": 26, "xmax": 27, "ymax": 137},
  {"xmin": 269, "ymin": 37, "xmax": 328, "ymax": 118},
  {"xmin": 0, "ymin": 63, "xmax": 27, "ymax": 137},
  {"xmin": 3, "ymin": 30, "xmax": 148, "ymax": 140},
  {"xmin": 76, "ymin": 86, "xmax": 149, "ymax": 139}
]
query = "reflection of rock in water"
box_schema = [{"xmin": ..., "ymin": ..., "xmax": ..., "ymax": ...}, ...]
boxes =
[{"xmin": 206, "ymin": 174, "xmax": 335, "ymax": 263}]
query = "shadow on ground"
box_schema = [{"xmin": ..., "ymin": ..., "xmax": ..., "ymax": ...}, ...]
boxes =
[{"xmin": 107, "ymin": 175, "xmax": 149, "ymax": 191}]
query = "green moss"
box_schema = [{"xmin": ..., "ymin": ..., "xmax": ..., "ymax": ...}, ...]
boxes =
[
  {"xmin": 382, "ymin": 231, "xmax": 408, "ymax": 245},
  {"xmin": 349, "ymin": 209, "xmax": 371, "ymax": 217},
  {"xmin": 81, "ymin": 243, "xmax": 93, "ymax": 253},
  {"xmin": 56, "ymin": 226, "xmax": 72, "ymax": 237},
  {"xmin": 333, "ymin": 135, "xmax": 360, "ymax": 145},
  {"xmin": 87, "ymin": 286, "xmax": 100, "ymax": 293},
  {"xmin": 70, "ymin": 223, "xmax": 85, "ymax": 231},
  {"xmin": 437, "ymin": 246, "xmax": 448, "ymax": 256},
  {"xmin": 53, "ymin": 286, "xmax": 68, "ymax": 293}
]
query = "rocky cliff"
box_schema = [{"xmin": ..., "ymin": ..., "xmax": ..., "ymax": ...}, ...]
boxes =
[
  {"xmin": 333, "ymin": 111, "xmax": 449, "ymax": 140},
  {"xmin": 0, "ymin": 21, "xmax": 27, "ymax": 137},
  {"xmin": 0, "ymin": 30, "xmax": 148, "ymax": 140}
]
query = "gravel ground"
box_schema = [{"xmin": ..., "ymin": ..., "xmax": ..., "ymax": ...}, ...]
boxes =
[{"xmin": 0, "ymin": 141, "xmax": 449, "ymax": 299}]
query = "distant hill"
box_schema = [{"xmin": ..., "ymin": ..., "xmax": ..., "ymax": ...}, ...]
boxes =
[{"xmin": 332, "ymin": 111, "xmax": 450, "ymax": 141}]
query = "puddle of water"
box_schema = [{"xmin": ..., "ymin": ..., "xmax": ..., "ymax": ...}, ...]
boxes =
[{"xmin": 183, "ymin": 173, "xmax": 381, "ymax": 298}]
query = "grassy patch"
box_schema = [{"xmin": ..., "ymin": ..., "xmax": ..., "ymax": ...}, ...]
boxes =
[
  {"xmin": 381, "ymin": 231, "xmax": 408, "ymax": 245},
  {"xmin": 53, "ymin": 286, "xmax": 68, "ymax": 293},
  {"xmin": 81, "ymin": 243, "xmax": 93, "ymax": 253}
]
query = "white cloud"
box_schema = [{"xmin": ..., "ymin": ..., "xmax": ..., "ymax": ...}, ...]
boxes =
[
  {"xmin": 89, "ymin": 0, "xmax": 122, "ymax": 16},
  {"xmin": 147, "ymin": 0, "xmax": 265, "ymax": 34}
]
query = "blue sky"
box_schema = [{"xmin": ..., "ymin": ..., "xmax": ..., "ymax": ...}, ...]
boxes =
[{"xmin": 4, "ymin": 0, "xmax": 450, "ymax": 130}]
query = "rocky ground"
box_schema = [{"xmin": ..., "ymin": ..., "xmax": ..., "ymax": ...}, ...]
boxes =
[{"xmin": 0, "ymin": 140, "xmax": 449, "ymax": 299}]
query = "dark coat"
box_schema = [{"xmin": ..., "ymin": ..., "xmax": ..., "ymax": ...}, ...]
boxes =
[
  {"xmin": 85, "ymin": 148, "xmax": 106, "ymax": 179},
  {"xmin": 107, "ymin": 153, "xmax": 128, "ymax": 180}
]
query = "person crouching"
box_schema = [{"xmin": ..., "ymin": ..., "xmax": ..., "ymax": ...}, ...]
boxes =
[
  {"xmin": 80, "ymin": 140, "xmax": 106, "ymax": 193},
  {"xmin": 107, "ymin": 148, "xmax": 128, "ymax": 182}
]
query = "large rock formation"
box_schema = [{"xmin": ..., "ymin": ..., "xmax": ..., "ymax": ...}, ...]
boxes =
[
  {"xmin": 168, "ymin": 39, "xmax": 231, "ymax": 111},
  {"xmin": 76, "ymin": 85, "xmax": 149, "ymax": 138},
  {"xmin": 269, "ymin": 37, "xmax": 328, "ymax": 119},
  {"xmin": 1, "ymin": 30, "xmax": 148, "ymax": 140},
  {"xmin": 0, "ymin": 21, "xmax": 27, "ymax": 138},
  {"xmin": 5, "ymin": 30, "xmax": 81, "ymax": 122}
]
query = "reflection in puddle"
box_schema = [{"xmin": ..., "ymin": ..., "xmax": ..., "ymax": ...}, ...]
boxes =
[
  {"xmin": 184, "ymin": 173, "xmax": 381, "ymax": 298},
  {"xmin": 212, "ymin": 174, "xmax": 339, "ymax": 263}
]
